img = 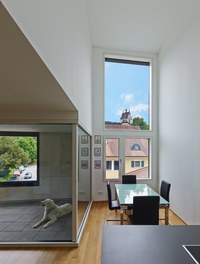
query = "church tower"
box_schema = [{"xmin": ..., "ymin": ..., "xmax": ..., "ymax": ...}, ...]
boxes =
[{"xmin": 120, "ymin": 109, "xmax": 132, "ymax": 125}]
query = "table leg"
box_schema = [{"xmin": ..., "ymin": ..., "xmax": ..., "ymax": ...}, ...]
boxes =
[
  {"xmin": 120, "ymin": 208, "xmax": 124, "ymax": 225},
  {"xmin": 165, "ymin": 206, "xmax": 169, "ymax": 225}
]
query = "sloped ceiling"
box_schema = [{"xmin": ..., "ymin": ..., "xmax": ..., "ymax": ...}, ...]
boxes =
[
  {"xmin": 1, "ymin": 0, "xmax": 200, "ymax": 120},
  {"xmin": 85, "ymin": 0, "xmax": 200, "ymax": 53},
  {"xmin": 0, "ymin": 3, "xmax": 77, "ymax": 118}
]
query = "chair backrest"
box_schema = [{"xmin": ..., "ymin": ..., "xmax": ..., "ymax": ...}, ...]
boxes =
[
  {"xmin": 107, "ymin": 181, "xmax": 112, "ymax": 210},
  {"xmin": 122, "ymin": 175, "xmax": 136, "ymax": 184},
  {"xmin": 132, "ymin": 196, "xmax": 160, "ymax": 225},
  {"xmin": 160, "ymin": 180, "xmax": 171, "ymax": 202}
]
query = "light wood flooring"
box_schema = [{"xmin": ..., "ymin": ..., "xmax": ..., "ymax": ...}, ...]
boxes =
[{"xmin": 0, "ymin": 201, "xmax": 186, "ymax": 264}]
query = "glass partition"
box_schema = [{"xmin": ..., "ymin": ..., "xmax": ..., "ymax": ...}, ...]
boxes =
[
  {"xmin": 77, "ymin": 127, "xmax": 91, "ymax": 233},
  {"xmin": 0, "ymin": 124, "xmax": 73, "ymax": 244},
  {"xmin": 0, "ymin": 124, "xmax": 91, "ymax": 245}
]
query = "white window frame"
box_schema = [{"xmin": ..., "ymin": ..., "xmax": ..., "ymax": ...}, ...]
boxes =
[
  {"xmin": 104, "ymin": 136, "xmax": 151, "ymax": 181},
  {"xmin": 101, "ymin": 51, "xmax": 157, "ymax": 182},
  {"xmin": 104, "ymin": 53, "xmax": 152, "ymax": 131}
]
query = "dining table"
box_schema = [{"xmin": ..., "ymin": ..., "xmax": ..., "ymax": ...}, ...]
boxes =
[{"xmin": 115, "ymin": 183, "xmax": 169, "ymax": 225}]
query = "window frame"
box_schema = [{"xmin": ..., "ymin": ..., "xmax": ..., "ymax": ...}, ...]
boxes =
[
  {"xmin": 104, "ymin": 136, "xmax": 151, "ymax": 181},
  {"xmin": 101, "ymin": 51, "xmax": 156, "ymax": 182},
  {"xmin": 104, "ymin": 54, "xmax": 152, "ymax": 131}
]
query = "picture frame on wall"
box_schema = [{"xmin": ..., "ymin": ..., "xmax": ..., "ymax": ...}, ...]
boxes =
[
  {"xmin": 94, "ymin": 147, "xmax": 101, "ymax": 156},
  {"xmin": 81, "ymin": 160, "xmax": 88, "ymax": 169},
  {"xmin": 94, "ymin": 135, "xmax": 101, "ymax": 144},
  {"xmin": 94, "ymin": 160, "xmax": 101, "ymax": 169},
  {"xmin": 81, "ymin": 147, "xmax": 89, "ymax": 156},
  {"xmin": 81, "ymin": 135, "xmax": 88, "ymax": 144}
]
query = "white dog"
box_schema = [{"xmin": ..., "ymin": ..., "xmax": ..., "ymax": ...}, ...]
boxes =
[{"xmin": 33, "ymin": 199, "xmax": 72, "ymax": 229}]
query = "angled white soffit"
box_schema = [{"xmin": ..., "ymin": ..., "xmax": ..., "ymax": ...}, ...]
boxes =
[
  {"xmin": 85, "ymin": 0, "xmax": 200, "ymax": 53},
  {"xmin": 0, "ymin": 3, "xmax": 77, "ymax": 122}
]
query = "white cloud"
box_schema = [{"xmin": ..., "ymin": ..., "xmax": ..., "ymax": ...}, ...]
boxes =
[
  {"xmin": 130, "ymin": 104, "xmax": 148, "ymax": 117},
  {"xmin": 116, "ymin": 108, "xmax": 124, "ymax": 117},
  {"xmin": 120, "ymin": 93, "xmax": 134, "ymax": 103}
]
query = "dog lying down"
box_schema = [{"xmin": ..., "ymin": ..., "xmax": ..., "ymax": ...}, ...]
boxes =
[{"xmin": 33, "ymin": 199, "xmax": 72, "ymax": 229}]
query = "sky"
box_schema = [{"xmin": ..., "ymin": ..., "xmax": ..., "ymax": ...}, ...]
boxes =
[{"xmin": 104, "ymin": 61, "xmax": 149, "ymax": 124}]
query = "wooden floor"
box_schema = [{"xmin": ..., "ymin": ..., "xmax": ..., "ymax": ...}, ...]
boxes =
[{"xmin": 0, "ymin": 202, "xmax": 185, "ymax": 264}]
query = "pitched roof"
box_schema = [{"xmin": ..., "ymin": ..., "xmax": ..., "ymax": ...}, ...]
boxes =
[
  {"xmin": 105, "ymin": 124, "xmax": 140, "ymax": 130},
  {"xmin": 126, "ymin": 167, "xmax": 148, "ymax": 178},
  {"xmin": 106, "ymin": 138, "xmax": 148, "ymax": 157},
  {"xmin": 125, "ymin": 138, "xmax": 148, "ymax": 157}
]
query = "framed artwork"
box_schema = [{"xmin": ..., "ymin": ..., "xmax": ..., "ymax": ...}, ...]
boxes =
[
  {"xmin": 81, "ymin": 160, "xmax": 88, "ymax": 169},
  {"xmin": 81, "ymin": 147, "xmax": 89, "ymax": 156},
  {"xmin": 81, "ymin": 135, "xmax": 88, "ymax": 144},
  {"xmin": 94, "ymin": 135, "xmax": 101, "ymax": 144},
  {"xmin": 94, "ymin": 147, "xmax": 101, "ymax": 156},
  {"xmin": 94, "ymin": 160, "xmax": 101, "ymax": 169}
]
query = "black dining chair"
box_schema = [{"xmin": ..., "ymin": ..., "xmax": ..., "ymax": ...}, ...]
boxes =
[
  {"xmin": 106, "ymin": 181, "xmax": 121, "ymax": 223},
  {"xmin": 122, "ymin": 175, "xmax": 136, "ymax": 184},
  {"xmin": 159, "ymin": 180, "xmax": 171, "ymax": 223},
  {"xmin": 160, "ymin": 180, "xmax": 171, "ymax": 202},
  {"xmin": 107, "ymin": 181, "xmax": 120, "ymax": 211},
  {"xmin": 129, "ymin": 196, "xmax": 160, "ymax": 225},
  {"xmin": 122, "ymin": 175, "xmax": 136, "ymax": 212}
]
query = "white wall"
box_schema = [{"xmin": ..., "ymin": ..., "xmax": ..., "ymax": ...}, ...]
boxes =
[
  {"xmin": 159, "ymin": 17, "xmax": 200, "ymax": 224},
  {"xmin": 2, "ymin": 0, "xmax": 92, "ymax": 133}
]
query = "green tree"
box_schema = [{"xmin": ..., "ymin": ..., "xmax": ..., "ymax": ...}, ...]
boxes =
[
  {"xmin": 0, "ymin": 136, "xmax": 29, "ymax": 170},
  {"xmin": 14, "ymin": 137, "xmax": 37, "ymax": 163},
  {"xmin": 131, "ymin": 117, "xmax": 149, "ymax": 130}
]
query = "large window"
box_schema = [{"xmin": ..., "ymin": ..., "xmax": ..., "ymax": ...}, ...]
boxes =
[
  {"xmin": 0, "ymin": 132, "xmax": 39, "ymax": 187},
  {"xmin": 104, "ymin": 54, "xmax": 153, "ymax": 181},
  {"xmin": 104, "ymin": 57, "xmax": 150, "ymax": 130}
]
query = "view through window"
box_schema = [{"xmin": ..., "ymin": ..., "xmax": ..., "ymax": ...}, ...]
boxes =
[
  {"xmin": 104, "ymin": 56, "xmax": 151, "ymax": 180},
  {"xmin": 105, "ymin": 137, "xmax": 149, "ymax": 180},
  {"xmin": 104, "ymin": 57, "xmax": 150, "ymax": 130}
]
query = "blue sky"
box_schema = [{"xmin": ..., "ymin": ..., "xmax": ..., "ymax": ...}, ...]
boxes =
[{"xmin": 104, "ymin": 61, "xmax": 149, "ymax": 124}]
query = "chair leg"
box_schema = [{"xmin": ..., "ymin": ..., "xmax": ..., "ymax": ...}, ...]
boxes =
[
  {"xmin": 105, "ymin": 209, "xmax": 128, "ymax": 222},
  {"xmin": 105, "ymin": 210, "xmax": 128, "ymax": 224},
  {"xmin": 105, "ymin": 215, "xmax": 121, "ymax": 224}
]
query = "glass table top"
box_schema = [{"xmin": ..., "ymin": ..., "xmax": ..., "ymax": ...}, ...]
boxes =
[{"xmin": 115, "ymin": 183, "xmax": 169, "ymax": 206}]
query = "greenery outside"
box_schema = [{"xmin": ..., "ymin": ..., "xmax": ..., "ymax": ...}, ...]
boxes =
[
  {"xmin": 131, "ymin": 117, "xmax": 149, "ymax": 130},
  {"xmin": 0, "ymin": 136, "xmax": 37, "ymax": 182}
]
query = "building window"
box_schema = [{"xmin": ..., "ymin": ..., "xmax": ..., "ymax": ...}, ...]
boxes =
[
  {"xmin": 106, "ymin": 161, "xmax": 112, "ymax": 170},
  {"xmin": 106, "ymin": 160, "xmax": 119, "ymax": 171},
  {"xmin": 114, "ymin": 160, "xmax": 119, "ymax": 170},
  {"xmin": 131, "ymin": 160, "xmax": 145, "ymax": 168},
  {"xmin": 131, "ymin": 143, "xmax": 141, "ymax": 150}
]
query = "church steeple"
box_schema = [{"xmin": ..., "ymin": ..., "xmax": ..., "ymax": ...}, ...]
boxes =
[{"xmin": 120, "ymin": 109, "xmax": 132, "ymax": 125}]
